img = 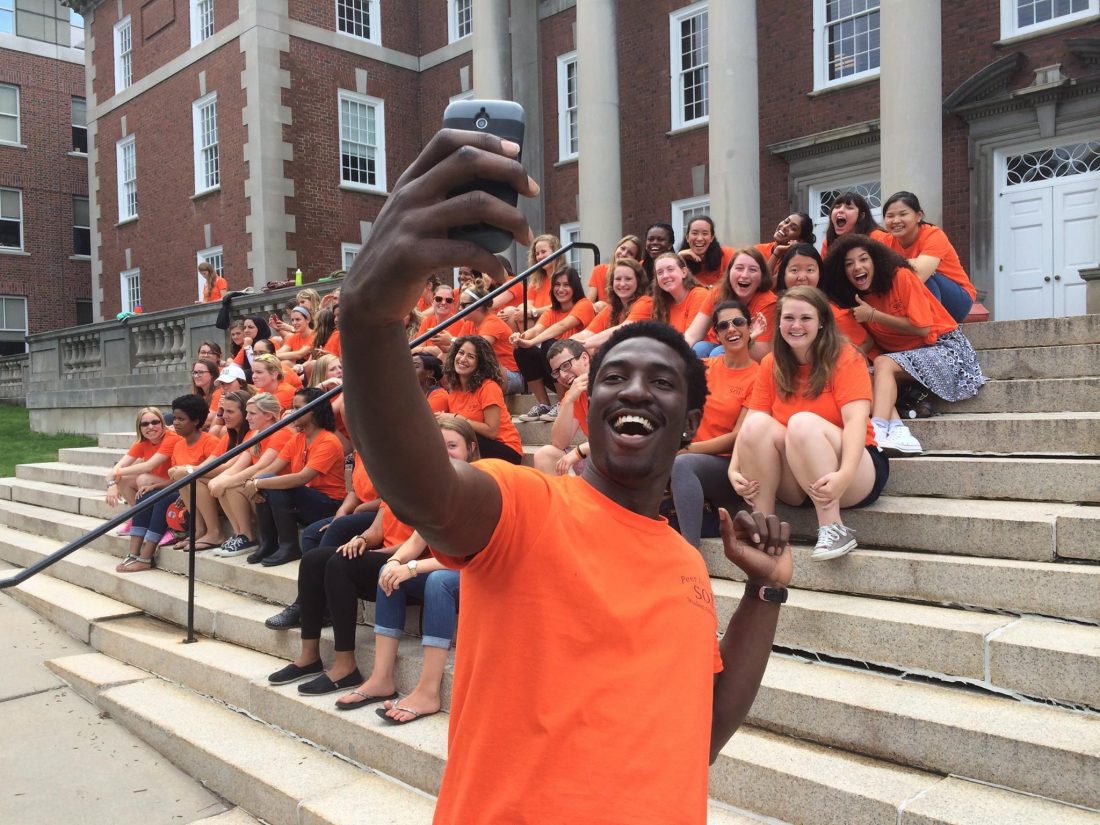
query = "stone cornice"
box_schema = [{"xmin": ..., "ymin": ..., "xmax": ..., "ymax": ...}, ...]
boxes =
[
  {"xmin": 943, "ymin": 53, "xmax": 1025, "ymax": 113},
  {"xmin": 766, "ymin": 120, "xmax": 879, "ymax": 162},
  {"xmin": 1067, "ymin": 37, "xmax": 1100, "ymax": 65}
]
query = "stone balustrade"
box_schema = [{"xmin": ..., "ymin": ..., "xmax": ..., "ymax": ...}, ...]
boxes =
[{"xmin": 24, "ymin": 282, "xmax": 340, "ymax": 434}]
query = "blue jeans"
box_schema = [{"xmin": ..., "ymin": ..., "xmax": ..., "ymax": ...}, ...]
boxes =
[
  {"xmin": 374, "ymin": 569, "xmax": 460, "ymax": 649},
  {"xmin": 692, "ymin": 341, "xmax": 723, "ymax": 358},
  {"xmin": 129, "ymin": 489, "xmax": 172, "ymax": 544},
  {"xmin": 925, "ymin": 272, "xmax": 974, "ymax": 322}
]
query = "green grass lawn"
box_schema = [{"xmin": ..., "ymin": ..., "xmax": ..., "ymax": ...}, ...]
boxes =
[{"xmin": 0, "ymin": 405, "xmax": 96, "ymax": 478}]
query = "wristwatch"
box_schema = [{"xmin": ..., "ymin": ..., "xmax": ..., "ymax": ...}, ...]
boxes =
[
  {"xmin": 745, "ymin": 582, "xmax": 787, "ymax": 604},
  {"xmin": 406, "ymin": 559, "xmax": 419, "ymax": 577}
]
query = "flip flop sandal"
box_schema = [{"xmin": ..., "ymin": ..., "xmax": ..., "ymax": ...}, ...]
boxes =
[
  {"xmin": 374, "ymin": 704, "xmax": 439, "ymax": 725},
  {"xmin": 117, "ymin": 555, "xmax": 155, "ymax": 573},
  {"xmin": 334, "ymin": 689, "xmax": 399, "ymax": 711}
]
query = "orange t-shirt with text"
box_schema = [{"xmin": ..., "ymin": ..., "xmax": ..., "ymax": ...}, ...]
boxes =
[
  {"xmin": 694, "ymin": 358, "xmax": 760, "ymax": 446},
  {"xmin": 881, "ymin": 224, "xmax": 976, "ymax": 300},
  {"xmin": 444, "ymin": 380, "xmax": 523, "ymax": 455},
  {"xmin": 127, "ymin": 430, "xmax": 182, "ymax": 480},
  {"xmin": 478, "ymin": 313, "xmax": 519, "ymax": 373},
  {"xmin": 430, "ymin": 462, "xmax": 721, "ymax": 825},
  {"xmin": 278, "ymin": 429, "xmax": 346, "ymax": 500},
  {"xmin": 170, "ymin": 431, "xmax": 224, "ymax": 468},
  {"xmin": 538, "ymin": 299, "xmax": 595, "ymax": 338},
  {"xmin": 860, "ymin": 267, "xmax": 958, "ymax": 352},
  {"xmin": 748, "ymin": 346, "xmax": 875, "ymax": 445}
]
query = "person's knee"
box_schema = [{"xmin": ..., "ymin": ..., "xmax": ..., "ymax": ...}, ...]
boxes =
[
  {"xmin": 738, "ymin": 413, "xmax": 773, "ymax": 446},
  {"xmin": 532, "ymin": 445, "xmax": 562, "ymax": 474},
  {"xmin": 785, "ymin": 411, "xmax": 825, "ymax": 446}
]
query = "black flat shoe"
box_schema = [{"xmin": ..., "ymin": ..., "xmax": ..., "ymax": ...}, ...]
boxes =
[
  {"xmin": 268, "ymin": 660, "xmax": 323, "ymax": 685},
  {"xmin": 298, "ymin": 669, "xmax": 364, "ymax": 696},
  {"xmin": 246, "ymin": 546, "xmax": 275, "ymax": 564},
  {"xmin": 261, "ymin": 547, "xmax": 302, "ymax": 567},
  {"xmin": 265, "ymin": 603, "xmax": 302, "ymax": 630}
]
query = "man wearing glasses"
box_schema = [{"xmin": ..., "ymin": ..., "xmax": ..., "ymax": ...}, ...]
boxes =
[{"xmin": 532, "ymin": 338, "xmax": 591, "ymax": 476}]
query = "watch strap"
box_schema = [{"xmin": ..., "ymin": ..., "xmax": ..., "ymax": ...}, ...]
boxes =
[{"xmin": 744, "ymin": 582, "xmax": 788, "ymax": 604}]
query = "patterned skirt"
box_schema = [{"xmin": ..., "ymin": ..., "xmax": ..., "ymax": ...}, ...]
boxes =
[{"xmin": 885, "ymin": 328, "xmax": 987, "ymax": 402}]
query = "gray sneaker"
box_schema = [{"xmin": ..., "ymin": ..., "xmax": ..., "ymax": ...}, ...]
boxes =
[
  {"xmin": 811, "ymin": 523, "xmax": 857, "ymax": 561},
  {"xmin": 514, "ymin": 403, "xmax": 551, "ymax": 422},
  {"xmin": 539, "ymin": 402, "xmax": 560, "ymax": 422}
]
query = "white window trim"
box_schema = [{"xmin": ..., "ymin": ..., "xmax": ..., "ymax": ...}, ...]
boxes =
[
  {"xmin": 192, "ymin": 91, "xmax": 220, "ymax": 195},
  {"xmin": 1000, "ymin": 0, "xmax": 1099, "ymax": 37},
  {"xmin": 0, "ymin": 187, "xmax": 23, "ymax": 252},
  {"xmin": 190, "ymin": 0, "xmax": 215, "ymax": 47},
  {"xmin": 113, "ymin": 16, "xmax": 132, "ymax": 94},
  {"xmin": 0, "ymin": 296, "xmax": 28, "ymax": 349},
  {"xmin": 338, "ymin": 90, "xmax": 387, "ymax": 194},
  {"xmin": 341, "ymin": 242, "xmax": 360, "ymax": 271},
  {"xmin": 73, "ymin": 196, "xmax": 91, "ymax": 257},
  {"xmin": 669, "ymin": 1, "xmax": 709, "ymax": 131},
  {"xmin": 447, "ymin": 0, "xmax": 472, "ymax": 42},
  {"xmin": 812, "ymin": 0, "xmax": 880, "ymax": 91},
  {"xmin": 196, "ymin": 245, "xmax": 224, "ymax": 300},
  {"xmin": 71, "ymin": 97, "xmax": 88, "ymax": 155},
  {"xmin": 116, "ymin": 135, "xmax": 137, "ymax": 222},
  {"xmin": 556, "ymin": 52, "xmax": 578, "ymax": 162},
  {"xmin": 120, "ymin": 267, "xmax": 141, "ymax": 313},
  {"xmin": 671, "ymin": 195, "xmax": 710, "ymax": 245},
  {"xmin": 0, "ymin": 83, "xmax": 19, "ymax": 147},
  {"xmin": 335, "ymin": 0, "xmax": 381, "ymax": 45},
  {"xmin": 560, "ymin": 221, "xmax": 581, "ymax": 272}
]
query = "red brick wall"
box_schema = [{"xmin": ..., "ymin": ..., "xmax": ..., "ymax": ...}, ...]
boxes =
[
  {"xmin": 537, "ymin": 8, "xmax": 578, "ymax": 238},
  {"xmin": 287, "ymin": 0, "xmax": 420, "ymax": 55},
  {"xmin": 0, "ymin": 50, "xmax": 90, "ymax": 335},
  {"xmin": 96, "ymin": 42, "xmax": 248, "ymax": 316}
]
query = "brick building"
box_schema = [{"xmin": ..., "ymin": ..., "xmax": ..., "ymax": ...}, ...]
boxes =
[
  {"xmin": 0, "ymin": 1, "xmax": 90, "ymax": 352},
  {"xmin": 69, "ymin": 0, "xmax": 1099, "ymax": 322}
]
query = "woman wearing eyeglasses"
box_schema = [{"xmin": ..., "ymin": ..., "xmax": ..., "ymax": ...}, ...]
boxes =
[
  {"xmin": 669, "ymin": 301, "xmax": 760, "ymax": 548},
  {"xmin": 189, "ymin": 357, "xmax": 221, "ymax": 428},
  {"xmin": 105, "ymin": 407, "xmax": 183, "ymax": 540}
]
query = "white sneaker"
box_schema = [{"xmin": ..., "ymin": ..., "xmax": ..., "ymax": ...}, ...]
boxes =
[
  {"xmin": 811, "ymin": 523, "xmax": 857, "ymax": 561},
  {"xmin": 539, "ymin": 402, "xmax": 559, "ymax": 422},
  {"xmin": 514, "ymin": 403, "xmax": 551, "ymax": 423},
  {"xmin": 881, "ymin": 422, "xmax": 923, "ymax": 455},
  {"xmin": 871, "ymin": 420, "xmax": 889, "ymax": 448}
]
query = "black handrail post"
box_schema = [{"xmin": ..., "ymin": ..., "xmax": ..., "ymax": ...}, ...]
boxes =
[{"xmin": 184, "ymin": 478, "xmax": 197, "ymax": 644}]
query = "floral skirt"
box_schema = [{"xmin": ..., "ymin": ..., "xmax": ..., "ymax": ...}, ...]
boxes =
[{"xmin": 885, "ymin": 328, "xmax": 987, "ymax": 402}]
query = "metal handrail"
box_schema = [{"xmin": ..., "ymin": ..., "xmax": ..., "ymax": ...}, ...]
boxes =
[{"xmin": 0, "ymin": 240, "xmax": 600, "ymax": 641}]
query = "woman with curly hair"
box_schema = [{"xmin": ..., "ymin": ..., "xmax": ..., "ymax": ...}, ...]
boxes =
[
  {"xmin": 438, "ymin": 335, "xmax": 523, "ymax": 464},
  {"xmin": 572, "ymin": 258, "xmax": 653, "ymax": 351},
  {"xmin": 678, "ymin": 215, "xmax": 735, "ymax": 288},
  {"xmin": 685, "ymin": 247, "xmax": 776, "ymax": 361},
  {"xmin": 731, "ymin": 286, "xmax": 887, "ymax": 562},
  {"xmin": 775, "ymin": 244, "xmax": 871, "ymax": 355},
  {"xmin": 585, "ymin": 234, "xmax": 642, "ymax": 311},
  {"xmin": 821, "ymin": 234, "xmax": 986, "ymax": 456}
]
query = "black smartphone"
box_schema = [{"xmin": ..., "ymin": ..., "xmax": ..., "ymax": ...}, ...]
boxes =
[{"xmin": 442, "ymin": 100, "xmax": 526, "ymax": 254}]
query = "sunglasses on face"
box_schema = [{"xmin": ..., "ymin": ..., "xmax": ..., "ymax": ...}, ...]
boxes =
[
  {"xmin": 140, "ymin": 420, "xmax": 160, "ymax": 427},
  {"xmin": 434, "ymin": 296, "xmax": 455, "ymax": 304},
  {"xmin": 714, "ymin": 317, "xmax": 749, "ymax": 333}
]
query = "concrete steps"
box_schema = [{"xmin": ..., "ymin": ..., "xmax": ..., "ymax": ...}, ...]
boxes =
[
  {"xmin": 906, "ymin": 411, "xmax": 1100, "ymax": 455},
  {"xmin": 934, "ymin": 376, "xmax": 1100, "ymax": 413},
  {"xmin": 963, "ymin": 314, "xmax": 1100, "ymax": 350},
  {"xmin": 885, "ymin": 455, "xmax": 1100, "ymax": 503},
  {"xmin": 57, "ymin": 446, "xmax": 127, "ymax": 467},
  {"xmin": 977, "ymin": 342, "xmax": 1100, "ymax": 379}
]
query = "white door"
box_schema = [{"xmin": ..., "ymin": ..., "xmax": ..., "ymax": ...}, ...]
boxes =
[
  {"xmin": 1053, "ymin": 177, "xmax": 1100, "ymax": 317},
  {"xmin": 1000, "ymin": 187, "xmax": 1054, "ymax": 320}
]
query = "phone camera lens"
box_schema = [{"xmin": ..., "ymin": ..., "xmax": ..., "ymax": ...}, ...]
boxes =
[{"xmin": 475, "ymin": 116, "xmax": 489, "ymax": 129}]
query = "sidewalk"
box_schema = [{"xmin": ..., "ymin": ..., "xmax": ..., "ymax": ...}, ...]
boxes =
[{"xmin": 0, "ymin": 584, "xmax": 230, "ymax": 825}]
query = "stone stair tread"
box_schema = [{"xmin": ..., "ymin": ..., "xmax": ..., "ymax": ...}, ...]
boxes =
[
  {"xmin": 0, "ymin": 497, "xmax": 103, "ymax": 532},
  {"xmin": 963, "ymin": 314, "xmax": 1100, "ymax": 350},
  {"xmin": 988, "ymin": 617, "xmax": 1100, "ymax": 708},
  {"xmin": 8, "ymin": 565, "xmax": 144, "ymax": 642},
  {"xmin": 899, "ymin": 776, "xmax": 1100, "ymax": 825},
  {"xmin": 886, "ymin": 455, "xmax": 1100, "ymax": 503},
  {"xmin": 57, "ymin": 446, "xmax": 128, "ymax": 467}
]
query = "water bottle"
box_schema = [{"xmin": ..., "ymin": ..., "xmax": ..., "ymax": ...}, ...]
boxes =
[{"xmin": 294, "ymin": 268, "xmax": 303, "ymax": 286}]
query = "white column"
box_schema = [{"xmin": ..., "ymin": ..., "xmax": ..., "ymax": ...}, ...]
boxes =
[
  {"xmin": 472, "ymin": 0, "xmax": 511, "ymax": 99},
  {"xmin": 880, "ymin": 0, "xmax": 942, "ymax": 223},
  {"xmin": 708, "ymin": 0, "xmax": 760, "ymax": 245},
  {"xmin": 577, "ymin": 0, "xmax": 622, "ymax": 258}
]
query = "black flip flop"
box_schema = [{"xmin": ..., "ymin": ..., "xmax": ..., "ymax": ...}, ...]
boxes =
[
  {"xmin": 334, "ymin": 689, "xmax": 399, "ymax": 711},
  {"xmin": 375, "ymin": 704, "xmax": 439, "ymax": 725}
]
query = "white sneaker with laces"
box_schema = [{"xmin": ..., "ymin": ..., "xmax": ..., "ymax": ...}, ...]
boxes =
[
  {"xmin": 882, "ymin": 422, "xmax": 923, "ymax": 455},
  {"xmin": 811, "ymin": 523, "xmax": 857, "ymax": 561},
  {"xmin": 513, "ymin": 403, "xmax": 551, "ymax": 423},
  {"xmin": 871, "ymin": 420, "xmax": 889, "ymax": 448},
  {"xmin": 539, "ymin": 402, "xmax": 559, "ymax": 422}
]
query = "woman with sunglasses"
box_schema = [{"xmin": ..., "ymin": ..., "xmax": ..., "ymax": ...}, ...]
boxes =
[
  {"xmin": 106, "ymin": 407, "xmax": 183, "ymax": 538},
  {"xmin": 669, "ymin": 301, "xmax": 760, "ymax": 548},
  {"xmin": 412, "ymin": 284, "xmax": 460, "ymax": 358},
  {"xmin": 685, "ymin": 247, "xmax": 775, "ymax": 361}
]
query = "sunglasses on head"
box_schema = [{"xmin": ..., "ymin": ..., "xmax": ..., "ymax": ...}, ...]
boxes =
[
  {"xmin": 434, "ymin": 296, "xmax": 455, "ymax": 304},
  {"xmin": 714, "ymin": 317, "xmax": 749, "ymax": 333}
]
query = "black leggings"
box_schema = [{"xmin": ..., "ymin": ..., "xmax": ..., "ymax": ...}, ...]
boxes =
[
  {"xmin": 513, "ymin": 340, "xmax": 555, "ymax": 385},
  {"xmin": 477, "ymin": 435, "xmax": 523, "ymax": 464},
  {"xmin": 299, "ymin": 545, "xmax": 390, "ymax": 650}
]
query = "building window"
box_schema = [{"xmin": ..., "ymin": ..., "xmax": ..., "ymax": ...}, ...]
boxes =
[
  {"xmin": 1002, "ymin": 0, "xmax": 1098, "ymax": 36},
  {"xmin": 190, "ymin": 0, "xmax": 214, "ymax": 46},
  {"xmin": 341, "ymin": 243, "xmax": 360, "ymax": 271},
  {"xmin": 808, "ymin": 179, "xmax": 882, "ymax": 241},
  {"xmin": 117, "ymin": 136, "xmax": 137, "ymax": 222},
  {"xmin": 339, "ymin": 91, "xmax": 386, "ymax": 192},
  {"xmin": 0, "ymin": 188, "xmax": 22, "ymax": 250},
  {"xmin": 671, "ymin": 195, "xmax": 710, "ymax": 246},
  {"xmin": 0, "ymin": 297, "xmax": 27, "ymax": 355},
  {"xmin": 448, "ymin": 0, "xmax": 472, "ymax": 42},
  {"xmin": 0, "ymin": 0, "xmax": 12, "ymax": 35},
  {"xmin": 814, "ymin": 0, "xmax": 880, "ymax": 89},
  {"xmin": 120, "ymin": 268, "xmax": 141, "ymax": 313},
  {"xmin": 669, "ymin": 2, "xmax": 708, "ymax": 129},
  {"xmin": 70, "ymin": 9, "xmax": 85, "ymax": 49},
  {"xmin": 114, "ymin": 16, "xmax": 133, "ymax": 93},
  {"xmin": 196, "ymin": 245, "xmax": 223, "ymax": 300},
  {"xmin": 75, "ymin": 299, "xmax": 93, "ymax": 326},
  {"xmin": 556, "ymin": 52, "xmax": 578, "ymax": 162},
  {"xmin": 71, "ymin": 97, "xmax": 87, "ymax": 154},
  {"xmin": 192, "ymin": 93, "xmax": 220, "ymax": 194},
  {"xmin": 1004, "ymin": 138, "xmax": 1100, "ymax": 186},
  {"xmin": 336, "ymin": 0, "xmax": 380, "ymax": 44},
  {"xmin": 73, "ymin": 197, "xmax": 90, "ymax": 256},
  {"xmin": 0, "ymin": 84, "xmax": 18, "ymax": 146},
  {"xmin": 559, "ymin": 222, "xmax": 581, "ymax": 272}
]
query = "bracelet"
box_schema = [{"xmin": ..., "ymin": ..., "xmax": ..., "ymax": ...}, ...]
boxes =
[
  {"xmin": 384, "ymin": 557, "xmax": 400, "ymax": 564},
  {"xmin": 106, "ymin": 480, "xmax": 117, "ymax": 487}
]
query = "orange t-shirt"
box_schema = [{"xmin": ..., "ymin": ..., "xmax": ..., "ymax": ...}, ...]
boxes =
[
  {"xmin": 282, "ymin": 367, "xmax": 303, "ymax": 389},
  {"xmin": 538, "ymin": 299, "xmax": 596, "ymax": 338},
  {"xmin": 525, "ymin": 275, "xmax": 552, "ymax": 311},
  {"xmin": 664, "ymin": 286, "xmax": 710, "ymax": 333},
  {"xmin": 323, "ymin": 329, "xmax": 342, "ymax": 357},
  {"xmin": 278, "ymin": 429, "xmax": 346, "ymax": 500},
  {"xmin": 282, "ymin": 331, "xmax": 315, "ymax": 360},
  {"xmin": 207, "ymin": 387, "xmax": 223, "ymax": 416},
  {"xmin": 249, "ymin": 426, "xmax": 293, "ymax": 466},
  {"xmin": 444, "ymin": 380, "xmax": 522, "ymax": 455},
  {"xmin": 821, "ymin": 228, "xmax": 891, "ymax": 258},
  {"xmin": 203, "ymin": 276, "xmax": 228, "ymax": 303},
  {"xmin": 694, "ymin": 358, "xmax": 761, "ymax": 446},
  {"xmin": 692, "ymin": 245, "xmax": 736, "ymax": 289},
  {"xmin": 273, "ymin": 381, "xmax": 297, "ymax": 410},
  {"xmin": 587, "ymin": 263, "xmax": 610, "ymax": 304},
  {"xmin": 351, "ymin": 453, "xmax": 378, "ymax": 503},
  {"xmin": 427, "ymin": 386, "xmax": 449, "ymax": 413},
  {"xmin": 495, "ymin": 282, "xmax": 525, "ymax": 310},
  {"xmin": 830, "ymin": 304, "xmax": 869, "ymax": 350},
  {"xmin": 571, "ymin": 391, "xmax": 590, "ymax": 437},
  {"xmin": 478, "ymin": 313, "xmax": 519, "ymax": 373},
  {"xmin": 431, "ymin": 462, "xmax": 721, "ymax": 824},
  {"xmin": 702, "ymin": 289, "xmax": 777, "ymax": 344},
  {"xmin": 748, "ymin": 346, "xmax": 876, "ymax": 446},
  {"xmin": 881, "ymin": 224, "xmax": 976, "ymax": 300},
  {"xmin": 860, "ymin": 267, "xmax": 958, "ymax": 352},
  {"xmin": 126, "ymin": 430, "xmax": 182, "ymax": 480},
  {"xmin": 170, "ymin": 431, "xmax": 224, "ymax": 468},
  {"xmin": 379, "ymin": 504, "xmax": 415, "ymax": 549}
]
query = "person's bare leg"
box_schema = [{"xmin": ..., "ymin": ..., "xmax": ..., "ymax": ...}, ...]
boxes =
[
  {"xmin": 527, "ymin": 377, "xmax": 551, "ymax": 406},
  {"xmin": 734, "ymin": 415, "xmax": 803, "ymax": 515},
  {"xmin": 533, "ymin": 444, "xmax": 566, "ymax": 475},
  {"xmin": 218, "ymin": 485, "xmax": 254, "ymax": 539},
  {"xmin": 295, "ymin": 638, "xmax": 322, "ymax": 667},
  {"xmin": 336, "ymin": 634, "xmax": 399, "ymax": 706},
  {"xmin": 194, "ymin": 478, "xmax": 225, "ymax": 545},
  {"xmin": 381, "ymin": 646, "xmax": 447, "ymax": 721},
  {"xmin": 326, "ymin": 649, "xmax": 359, "ymax": 681},
  {"xmin": 784, "ymin": 413, "xmax": 876, "ymax": 527},
  {"xmin": 116, "ymin": 476, "xmax": 138, "ymax": 507},
  {"xmin": 872, "ymin": 356, "xmax": 913, "ymax": 420}
]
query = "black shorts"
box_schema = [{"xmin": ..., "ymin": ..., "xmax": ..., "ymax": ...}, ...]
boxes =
[{"xmin": 851, "ymin": 445, "xmax": 889, "ymax": 509}]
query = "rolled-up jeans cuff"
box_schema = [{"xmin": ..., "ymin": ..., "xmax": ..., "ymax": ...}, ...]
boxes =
[{"xmin": 374, "ymin": 624, "xmax": 403, "ymax": 640}]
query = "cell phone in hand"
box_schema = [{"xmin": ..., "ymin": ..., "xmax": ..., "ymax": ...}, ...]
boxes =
[{"xmin": 442, "ymin": 100, "xmax": 526, "ymax": 254}]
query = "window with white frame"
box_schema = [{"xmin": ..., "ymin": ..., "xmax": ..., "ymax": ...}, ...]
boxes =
[
  {"xmin": 339, "ymin": 91, "xmax": 386, "ymax": 192},
  {"xmin": 196, "ymin": 246, "xmax": 223, "ymax": 300},
  {"xmin": 341, "ymin": 242, "xmax": 360, "ymax": 271},
  {"xmin": 1002, "ymin": 0, "xmax": 1098, "ymax": 37},
  {"xmin": 70, "ymin": 8, "xmax": 85, "ymax": 49},
  {"xmin": 669, "ymin": 2, "xmax": 708, "ymax": 130},
  {"xmin": 336, "ymin": 0, "xmax": 380, "ymax": 43},
  {"xmin": 807, "ymin": 178, "xmax": 882, "ymax": 242},
  {"xmin": 190, "ymin": 0, "xmax": 214, "ymax": 46},
  {"xmin": 117, "ymin": 136, "xmax": 137, "ymax": 222},
  {"xmin": 448, "ymin": 0, "xmax": 472, "ymax": 41},
  {"xmin": 556, "ymin": 52, "xmax": 578, "ymax": 162},
  {"xmin": 813, "ymin": 0, "xmax": 880, "ymax": 90},
  {"xmin": 671, "ymin": 195, "xmax": 710, "ymax": 246},
  {"xmin": 0, "ymin": 84, "xmax": 17, "ymax": 146},
  {"xmin": 192, "ymin": 93, "xmax": 220, "ymax": 193},
  {"xmin": 0, "ymin": 0, "xmax": 12, "ymax": 35},
  {"xmin": 0, "ymin": 296, "xmax": 27, "ymax": 355},
  {"xmin": 120, "ymin": 268, "xmax": 141, "ymax": 313},
  {"xmin": 71, "ymin": 97, "xmax": 87, "ymax": 154},
  {"xmin": 0, "ymin": 188, "xmax": 21, "ymax": 250},
  {"xmin": 73, "ymin": 197, "xmax": 90, "ymax": 256},
  {"xmin": 114, "ymin": 16, "xmax": 133, "ymax": 93},
  {"xmin": 560, "ymin": 222, "xmax": 581, "ymax": 272}
]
